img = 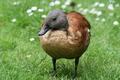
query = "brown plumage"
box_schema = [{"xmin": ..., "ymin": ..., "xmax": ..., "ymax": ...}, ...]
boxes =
[{"xmin": 38, "ymin": 10, "xmax": 91, "ymax": 78}]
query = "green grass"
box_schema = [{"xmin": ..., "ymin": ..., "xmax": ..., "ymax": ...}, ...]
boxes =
[{"xmin": 0, "ymin": 0, "xmax": 120, "ymax": 80}]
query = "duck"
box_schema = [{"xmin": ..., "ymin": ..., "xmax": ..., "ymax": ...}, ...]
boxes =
[{"xmin": 38, "ymin": 10, "xmax": 91, "ymax": 78}]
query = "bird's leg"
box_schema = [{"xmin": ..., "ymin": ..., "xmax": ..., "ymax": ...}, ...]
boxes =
[
  {"xmin": 51, "ymin": 58, "xmax": 57, "ymax": 76},
  {"xmin": 52, "ymin": 58, "xmax": 56, "ymax": 71},
  {"xmin": 73, "ymin": 57, "xmax": 79, "ymax": 78}
]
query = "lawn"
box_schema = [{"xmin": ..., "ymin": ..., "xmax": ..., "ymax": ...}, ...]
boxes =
[{"xmin": 0, "ymin": 0, "xmax": 120, "ymax": 80}]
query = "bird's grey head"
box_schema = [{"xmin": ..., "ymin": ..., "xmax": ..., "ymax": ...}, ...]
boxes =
[{"xmin": 39, "ymin": 10, "xmax": 68, "ymax": 36}]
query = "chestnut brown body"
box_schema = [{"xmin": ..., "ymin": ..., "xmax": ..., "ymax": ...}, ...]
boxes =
[{"xmin": 40, "ymin": 12, "xmax": 90, "ymax": 59}]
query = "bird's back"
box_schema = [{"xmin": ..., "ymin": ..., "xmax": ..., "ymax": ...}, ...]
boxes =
[{"xmin": 40, "ymin": 12, "xmax": 90, "ymax": 59}]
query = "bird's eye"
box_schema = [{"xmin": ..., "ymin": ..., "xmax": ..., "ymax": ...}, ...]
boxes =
[{"xmin": 52, "ymin": 17, "xmax": 57, "ymax": 21}]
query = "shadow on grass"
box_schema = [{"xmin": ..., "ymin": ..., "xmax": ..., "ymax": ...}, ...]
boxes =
[{"xmin": 49, "ymin": 63, "xmax": 82, "ymax": 79}]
